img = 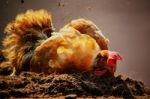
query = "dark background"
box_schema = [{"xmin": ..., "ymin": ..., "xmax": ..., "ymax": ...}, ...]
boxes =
[{"xmin": 0, "ymin": 0, "xmax": 150, "ymax": 87}]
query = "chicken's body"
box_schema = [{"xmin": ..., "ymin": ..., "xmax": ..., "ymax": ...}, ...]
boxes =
[{"xmin": 30, "ymin": 27, "xmax": 100, "ymax": 73}]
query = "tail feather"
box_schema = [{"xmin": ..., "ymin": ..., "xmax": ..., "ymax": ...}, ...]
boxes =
[
  {"xmin": 2, "ymin": 9, "xmax": 54, "ymax": 73},
  {"xmin": 4, "ymin": 9, "xmax": 54, "ymax": 36}
]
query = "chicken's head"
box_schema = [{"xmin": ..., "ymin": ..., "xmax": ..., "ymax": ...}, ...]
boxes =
[{"xmin": 93, "ymin": 50, "xmax": 122, "ymax": 76}]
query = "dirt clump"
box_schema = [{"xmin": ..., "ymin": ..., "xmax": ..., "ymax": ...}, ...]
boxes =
[{"xmin": 0, "ymin": 66, "xmax": 150, "ymax": 99}]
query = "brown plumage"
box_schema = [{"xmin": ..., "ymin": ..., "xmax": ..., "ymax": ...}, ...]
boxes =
[
  {"xmin": 30, "ymin": 27, "xmax": 100, "ymax": 73},
  {"xmin": 1, "ymin": 9, "xmax": 121, "ymax": 76},
  {"xmin": 2, "ymin": 9, "xmax": 54, "ymax": 74},
  {"xmin": 60, "ymin": 19, "xmax": 109, "ymax": 50}
]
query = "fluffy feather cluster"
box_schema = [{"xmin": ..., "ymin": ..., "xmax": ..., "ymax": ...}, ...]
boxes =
[
  {"xmin": 2, "ymin": 9, "xmax": 54, "ymax": 73},
  {"xmin": 30, "ymin": 27, "xmax": 100, "ymax": 73}
]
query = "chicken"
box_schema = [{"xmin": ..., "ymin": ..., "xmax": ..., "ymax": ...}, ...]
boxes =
[{"xmin": 2, "ymin": 9, "xmax": 122, "ymax": 76}]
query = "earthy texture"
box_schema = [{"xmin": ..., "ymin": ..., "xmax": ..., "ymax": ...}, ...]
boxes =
[{"xmin": 0, "ymin": 66, "xmax": 150, "ymax": 99}]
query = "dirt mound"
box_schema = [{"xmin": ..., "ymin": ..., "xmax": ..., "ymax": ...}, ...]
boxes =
[{"xmin": 0, "ymin": 66, "xmax": 150, "ymax": 99}]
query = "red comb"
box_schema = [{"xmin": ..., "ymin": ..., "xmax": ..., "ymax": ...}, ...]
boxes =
[
  {"xmin": 108, "ymin": 51, "xmax": 123, "ymax": 61},
  {"xmin": 107, "ymin": 51, "xmax": 123, "ymax": 69}
]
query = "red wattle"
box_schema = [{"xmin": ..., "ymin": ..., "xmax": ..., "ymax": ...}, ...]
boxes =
[{"xmin": 94, "ymin": 70, "xmax": 107, "ymax": 76}]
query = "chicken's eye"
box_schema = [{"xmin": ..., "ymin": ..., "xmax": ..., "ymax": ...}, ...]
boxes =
[{"xmin": 100, "ymin": 58, "xmax": 105, "ymax": 62}]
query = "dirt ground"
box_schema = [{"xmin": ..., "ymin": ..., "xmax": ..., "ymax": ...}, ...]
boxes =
[{"xmin": 0, "ymin": 66, "xmax": 150, "ymax": 99}]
